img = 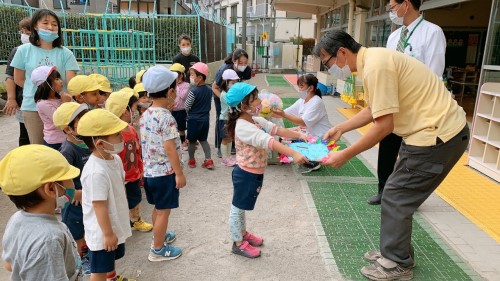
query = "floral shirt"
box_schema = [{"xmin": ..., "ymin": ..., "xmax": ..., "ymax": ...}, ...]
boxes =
[{"xmin": 140, "ymin": 107, "xmax": 183, "ymax": 177}]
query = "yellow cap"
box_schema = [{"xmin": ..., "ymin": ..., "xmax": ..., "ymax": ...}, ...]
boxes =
[
  {"xmin": 136, "ymin": 69, "xmax": 147, "ymax": 83},
  {"xmin": 88, "ymin": 73, "xmax": 112, "ymax": 93},
  {"xmin": 105, "ymin": 91, "xmax": 134, "ymax": 117},
  {"xmin": 121, "ymin": 87, "xmax": 138, "ymax": 98},
  {"xmin": 170, "ymin": 63, "xmax": 185, "ymax": 74},
  {"xmin": 133, "ymin": 83, "xmax": 146, "ymax": 96},
  {"xmin": 53, "ymin": 102, "xmax": 89, "ymax": 129},
  {"xmin": 78, "ymin": 109, "xmax": 128, "ymax": 137},
  {"xmin": 68, "ymin": 75, "xmax": 101, "ymax": 96},
  {"xmin": 0, "ymin": 145, "xmax": 80, "ymax": 196}
]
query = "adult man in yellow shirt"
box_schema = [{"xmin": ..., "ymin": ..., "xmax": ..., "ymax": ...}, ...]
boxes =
[{"xmin": 315, "ymin": 30, "xmax": 469, "ymax": 280}]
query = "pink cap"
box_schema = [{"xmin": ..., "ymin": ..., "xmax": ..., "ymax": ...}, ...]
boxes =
[
  {"xmin": 31, "ymin": 65, "xmax": 57, "ymax": 87},
  {"xmin": 190, "ymin": 62, "xmax": 209, "ymax": 77}
]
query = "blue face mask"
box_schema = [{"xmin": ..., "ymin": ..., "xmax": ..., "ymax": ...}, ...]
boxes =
[
  {"xmin": 37, "ymin": 28, "xmax": 59, "ymax": 43},
  {"xmin": 55, "ymin": 182, "xmax": 75, "ymax": 210}
]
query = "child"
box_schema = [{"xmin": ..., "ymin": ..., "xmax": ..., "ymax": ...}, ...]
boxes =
[
  {"xmin": 170, "ymin": 63, "xmax": 190, "ymax": 151},
  {"xmin": 53, "ymin": 101, "xmax": 92, "ymax": 276},
  {"xmin": 185, "ymin": 62, "xmax": 214, "ymax": 169},
  {"xmin": 225, "ymin": 82, "xmax": 308, "ymax": 258},
  {"xmin": 172, "ymin": 34, "xmax": 200, "ymax": 82},
  {"xmin": 105, "ymin": 91, "xmax": 153, "ymax": 232},
  {"xmin": 219, "ymin": 69, "xmax": 240, "ymax": 167},
  {"xmin": 141, "ymin": 65, "xmax": 186, "ymax": 262},
  {"xmin": 32, "ymin": 65, "xmax": 67, "ymax": 150},
  {"xmin": 78, "ymin": 109, "xmax": 134, "ymax": 281},
  {"xmin": 0, "ymin": 144, "xmax": 81, "ymax": 280},
  {"xmin": 68, "ymin": 75, "xmax": 101, "ymax": 109},
  {"xmin": 89, "ymin": 73, "xmax": 113, "ymax": 108},
  {"xmin": 133, "ymin": 82, "xmax": 151, "ymax": 115}
]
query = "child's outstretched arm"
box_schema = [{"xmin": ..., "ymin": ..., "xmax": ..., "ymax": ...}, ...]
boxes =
[
  {"xmin": 164, "ymin": 139, "xmax": 186, "ymax": 189},
  {"xmin": 271, "ymin": 140, "xmax": 308, "ymax": 164},
  {"xmin": 93, "ymin": 200, "xmax": 118, "ymax": 252},
  {"xmin": 276, "ymin": 127, "xmax": 307, "ymax": 141}
]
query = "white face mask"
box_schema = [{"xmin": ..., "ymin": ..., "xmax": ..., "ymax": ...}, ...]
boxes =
[
  {"xmin": 328, "ymin": 56, "xmax": 352, "ymax": 80},
  {"xmin": 298, "ymin": 90, "xmax": 308, "ymax": 100},
  {"xmin": 138, "ymin": 102, "xmax": 152, "ymax": 109},
  {"xmin": 101, "ymin": 140, "xmax": 124, "ymax": 154},
  {"xmin": 236, "ymin": 65, "xmax": 247, "ymax": 72},
  {"xmin": 389, "ymin": 3, "xmax": 407, "ymax": 25},
  {"xmin": 181, "ymin": 47, "xmax": 191, "ymax": 55},
  {"xmin": 20, "ymin": 33, "xmax": 30, "ymax": 44},
  {"xmin": 190, "ymin": 77, "xmax": 197, "ymax": 86}
]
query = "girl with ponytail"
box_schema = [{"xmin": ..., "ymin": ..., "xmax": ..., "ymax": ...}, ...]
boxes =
[
  {"xmin": 273, "ymin": 74, "xmax": 333, "ymax": 174},
  {"xmin": 225, "ymin": 82, "xmax": 308, "ymax": 259}
]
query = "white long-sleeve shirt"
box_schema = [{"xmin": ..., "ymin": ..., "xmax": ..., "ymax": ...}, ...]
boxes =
[{"xmin": 386, "ymin": 15, "xmax": 446, "ymax": 77}]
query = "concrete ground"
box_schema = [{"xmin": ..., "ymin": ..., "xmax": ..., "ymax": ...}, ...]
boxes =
[{"xmin": 0, "ymin": 73, "xmax": 499, "ymax": 281}]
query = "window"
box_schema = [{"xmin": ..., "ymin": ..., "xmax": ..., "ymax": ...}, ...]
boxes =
[
  {"xmin": 11, "ymin": 0, "xmax": 39, "ymax": 7},
  {"xmin": 70, "ymin": 0, "xmax": 89, "ymax": 4},
  {"xmin": 53, "ymin": 0, "xmax": 69, "ymax": 9},
  {"xmin": 231, "ymin": 4, "xmax": 238, "ymax": 23},
  {"xmin": 221, "ymin": 7, "xmax": 227, "ymax": 22}
]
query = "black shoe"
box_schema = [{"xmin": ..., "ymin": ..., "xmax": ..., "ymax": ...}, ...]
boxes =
[
  {"xmin": 367, "ymin": 193, "xmax": 382, "ymax": 205},
  {"xmin": 298, "ymin": 162, "xmax": 321, "ymax": 174}
]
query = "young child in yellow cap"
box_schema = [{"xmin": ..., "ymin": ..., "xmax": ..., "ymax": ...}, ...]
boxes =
[
  {"xmin": 105, "ymin": 91, "xmax": 153, "ymax": 233},
  {"xmin": 68, "ymin": 75, "xmax": 101, "ymax": 109},
  {"xmin": 53, "ymin": 101, "xmax": 92, "ymax": 276},
  {"xmin": 170, "ymin": 63, "xmax": 190, "ymax": 151},
  {"xmin": 0, "ymin": 144, "xmax": 82, "ymax": 280},
  {"xmin": 133, "ymin": 82, "xmax": 151, "ymax": 116},
  {"xmin": 77, "ymin": 109, "xmax": 135, "ymax": 281},
  {"xmin": 141, "ymin": 65, "xmax": 185, "ymax": 262},
  {"xmin": 88, "ymin": 73, "xmax": 113, "ymax": 108}
]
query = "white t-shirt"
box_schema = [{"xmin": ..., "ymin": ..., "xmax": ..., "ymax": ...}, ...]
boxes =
[
  {"xmin": 284, "ymin": 95, "xmax": 332, "ymax": 137},
  {"xmin": 81, "ymin": 154, "xmax": 132, "ymax": 251}
]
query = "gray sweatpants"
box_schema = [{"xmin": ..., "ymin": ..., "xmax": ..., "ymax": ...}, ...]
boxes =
[{"xmin": 380, "ymin": 125, "xmax": 469, "ymax": 268}]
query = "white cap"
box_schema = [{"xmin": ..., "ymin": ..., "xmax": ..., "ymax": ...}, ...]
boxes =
[
  {"xmin": 31, "ymin": 65, "xmax": 56, "ymax": 87},
  {"xmin": 222, "ymin": 69, "xmax": 240, "ymax": 81},
  {"xmin": 142, "ymin": 65, "xmax": 178, "ymax": 94}
]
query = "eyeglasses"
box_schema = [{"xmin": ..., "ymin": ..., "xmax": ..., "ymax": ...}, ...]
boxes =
[
  {"xmin": 386, "ymin": 2, "xmax": 402, "ymax": 13},
  {"xmin": 322, "ymin": 55, "xmax": 335, "ymax": 69}
]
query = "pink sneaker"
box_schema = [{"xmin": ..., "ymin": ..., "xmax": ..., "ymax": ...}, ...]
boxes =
[
  {"xmin": 243, "ymin": 232, "xmax": 264, "ymax": 246},
  {"xmin": 231, "ymin": 241, "xmax": 261, "ymax": 258},
  {"xmin": 222, "ymin": 158, "xmax": 236, "ymax": 167}
]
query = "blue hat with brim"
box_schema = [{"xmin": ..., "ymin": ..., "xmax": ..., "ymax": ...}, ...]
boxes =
[{"xmin": 225, "ymin": 82, "xmax": 257, "ymax": 107}]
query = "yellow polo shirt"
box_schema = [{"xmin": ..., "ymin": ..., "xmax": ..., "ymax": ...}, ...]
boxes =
[{"xmin": 356, "ymin": 47, "xmax": 466, "ymax": 146}]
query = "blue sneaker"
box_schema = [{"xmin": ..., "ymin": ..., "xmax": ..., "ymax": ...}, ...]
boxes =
[
  {"xmin": 81, "ymin": 252, "xmax": 91, "ymax": 275},
  {"xmin": 150, "ymin": 230, "xmax": 176, "ymax": 248},
  {"xmin": 148, "ymin": 244, "xmax": 182, "ymax": 262}
]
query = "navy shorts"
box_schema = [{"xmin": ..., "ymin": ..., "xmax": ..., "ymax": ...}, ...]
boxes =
[
  {"xmin": 232, "ymin": 165, "xmax": 264, "ymax": 211},
  {"xmin": 125, "ymin": 180, "xmax": 142, "ymax": 210},
  {"xmin": 171, "ymin": 110, "xmax": 187, "ymax": 131},
  {"xmin": 187, "ymin": 119, "xmax": 209, "ymax": 142},
  {"xmin": 217, "ymin": 119, "xmax": 229, "ymax": 141},
  {"xmin": 144, "ymin": 174, "xmax": 179, "ymax": 209},
  {"xmin": 62, "ymin": 203, "xmax": 84, "ymax": 240},
  {"xmin": 89, "ymin": 243, "xmax": 125, "ymax": 273}
]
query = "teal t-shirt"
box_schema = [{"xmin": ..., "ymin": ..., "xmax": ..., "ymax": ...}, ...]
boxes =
[
  {"xmin": 220, "ymin": 91, "xmax": 230, "ymax": 121},
  {"xmin": 10, "ymin": 44, "xmax": 80, "ymax": 111}
]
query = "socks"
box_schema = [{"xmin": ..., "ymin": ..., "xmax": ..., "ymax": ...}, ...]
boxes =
[
  {"xmin": 220, "ymin": 143, "xmax": 228, "ymax": 159},
  {"xmin": 180, "ymin": 134, "xmax": 186, "ymax": 143}
]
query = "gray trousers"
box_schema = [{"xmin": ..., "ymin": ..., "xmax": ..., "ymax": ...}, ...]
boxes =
[{"xmin": 380, "ymin": 125, "xmax": 469, "ymax": 267}]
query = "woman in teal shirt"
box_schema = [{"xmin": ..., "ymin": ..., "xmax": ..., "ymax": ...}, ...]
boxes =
[{"xmin": 11, "ymin": 9, "xmax": 79, "ymax": 144}]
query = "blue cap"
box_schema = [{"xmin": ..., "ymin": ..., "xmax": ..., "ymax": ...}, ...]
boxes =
[
  {"xmin": 225, "ymin": 82, "xmax": 257, "ymax": 107},
  {"xmin": 142, "ymin": 65, "xmax": 178, "ymax": 93}
]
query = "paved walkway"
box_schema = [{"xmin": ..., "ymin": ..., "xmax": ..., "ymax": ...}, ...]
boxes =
[{"xmin": 0, "ymin": 73, "xmax": 499, "ymax": 280}]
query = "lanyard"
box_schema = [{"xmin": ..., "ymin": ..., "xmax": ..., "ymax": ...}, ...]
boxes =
[{"xmin": 403, "ymin": 17, "xmax": 424, "ymax": 48}]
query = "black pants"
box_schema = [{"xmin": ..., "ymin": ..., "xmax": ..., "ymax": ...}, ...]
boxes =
[
  {"xmin": 380, "ymin": 125, "xmax": 469, "ymax": 267},
  {"xmin": 377, "ymin": 132, "xmax": 402, "ymax": 193},
  {"xmin": 19, "ymin": 122, "xmax": 30, "ymax": 147}
]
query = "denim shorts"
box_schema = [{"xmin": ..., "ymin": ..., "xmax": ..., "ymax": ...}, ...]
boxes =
[
  {"xmin": 232, "ymin": 165, "xmax": 264, "ymax": 211},
  {"xmin": 62, "ymin": 203, "xmax": 84, "ymax": 240},
  {"xmin": 88, "ymin": 243, "xmax": 125, "ymax": 273},
  {"xmin": 144, "ymin": 174, "xmax": 179, "ymax": 210},
  {"xmin": 125, "ymin": 180, "xmax": 142, "ymax": 210}
]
